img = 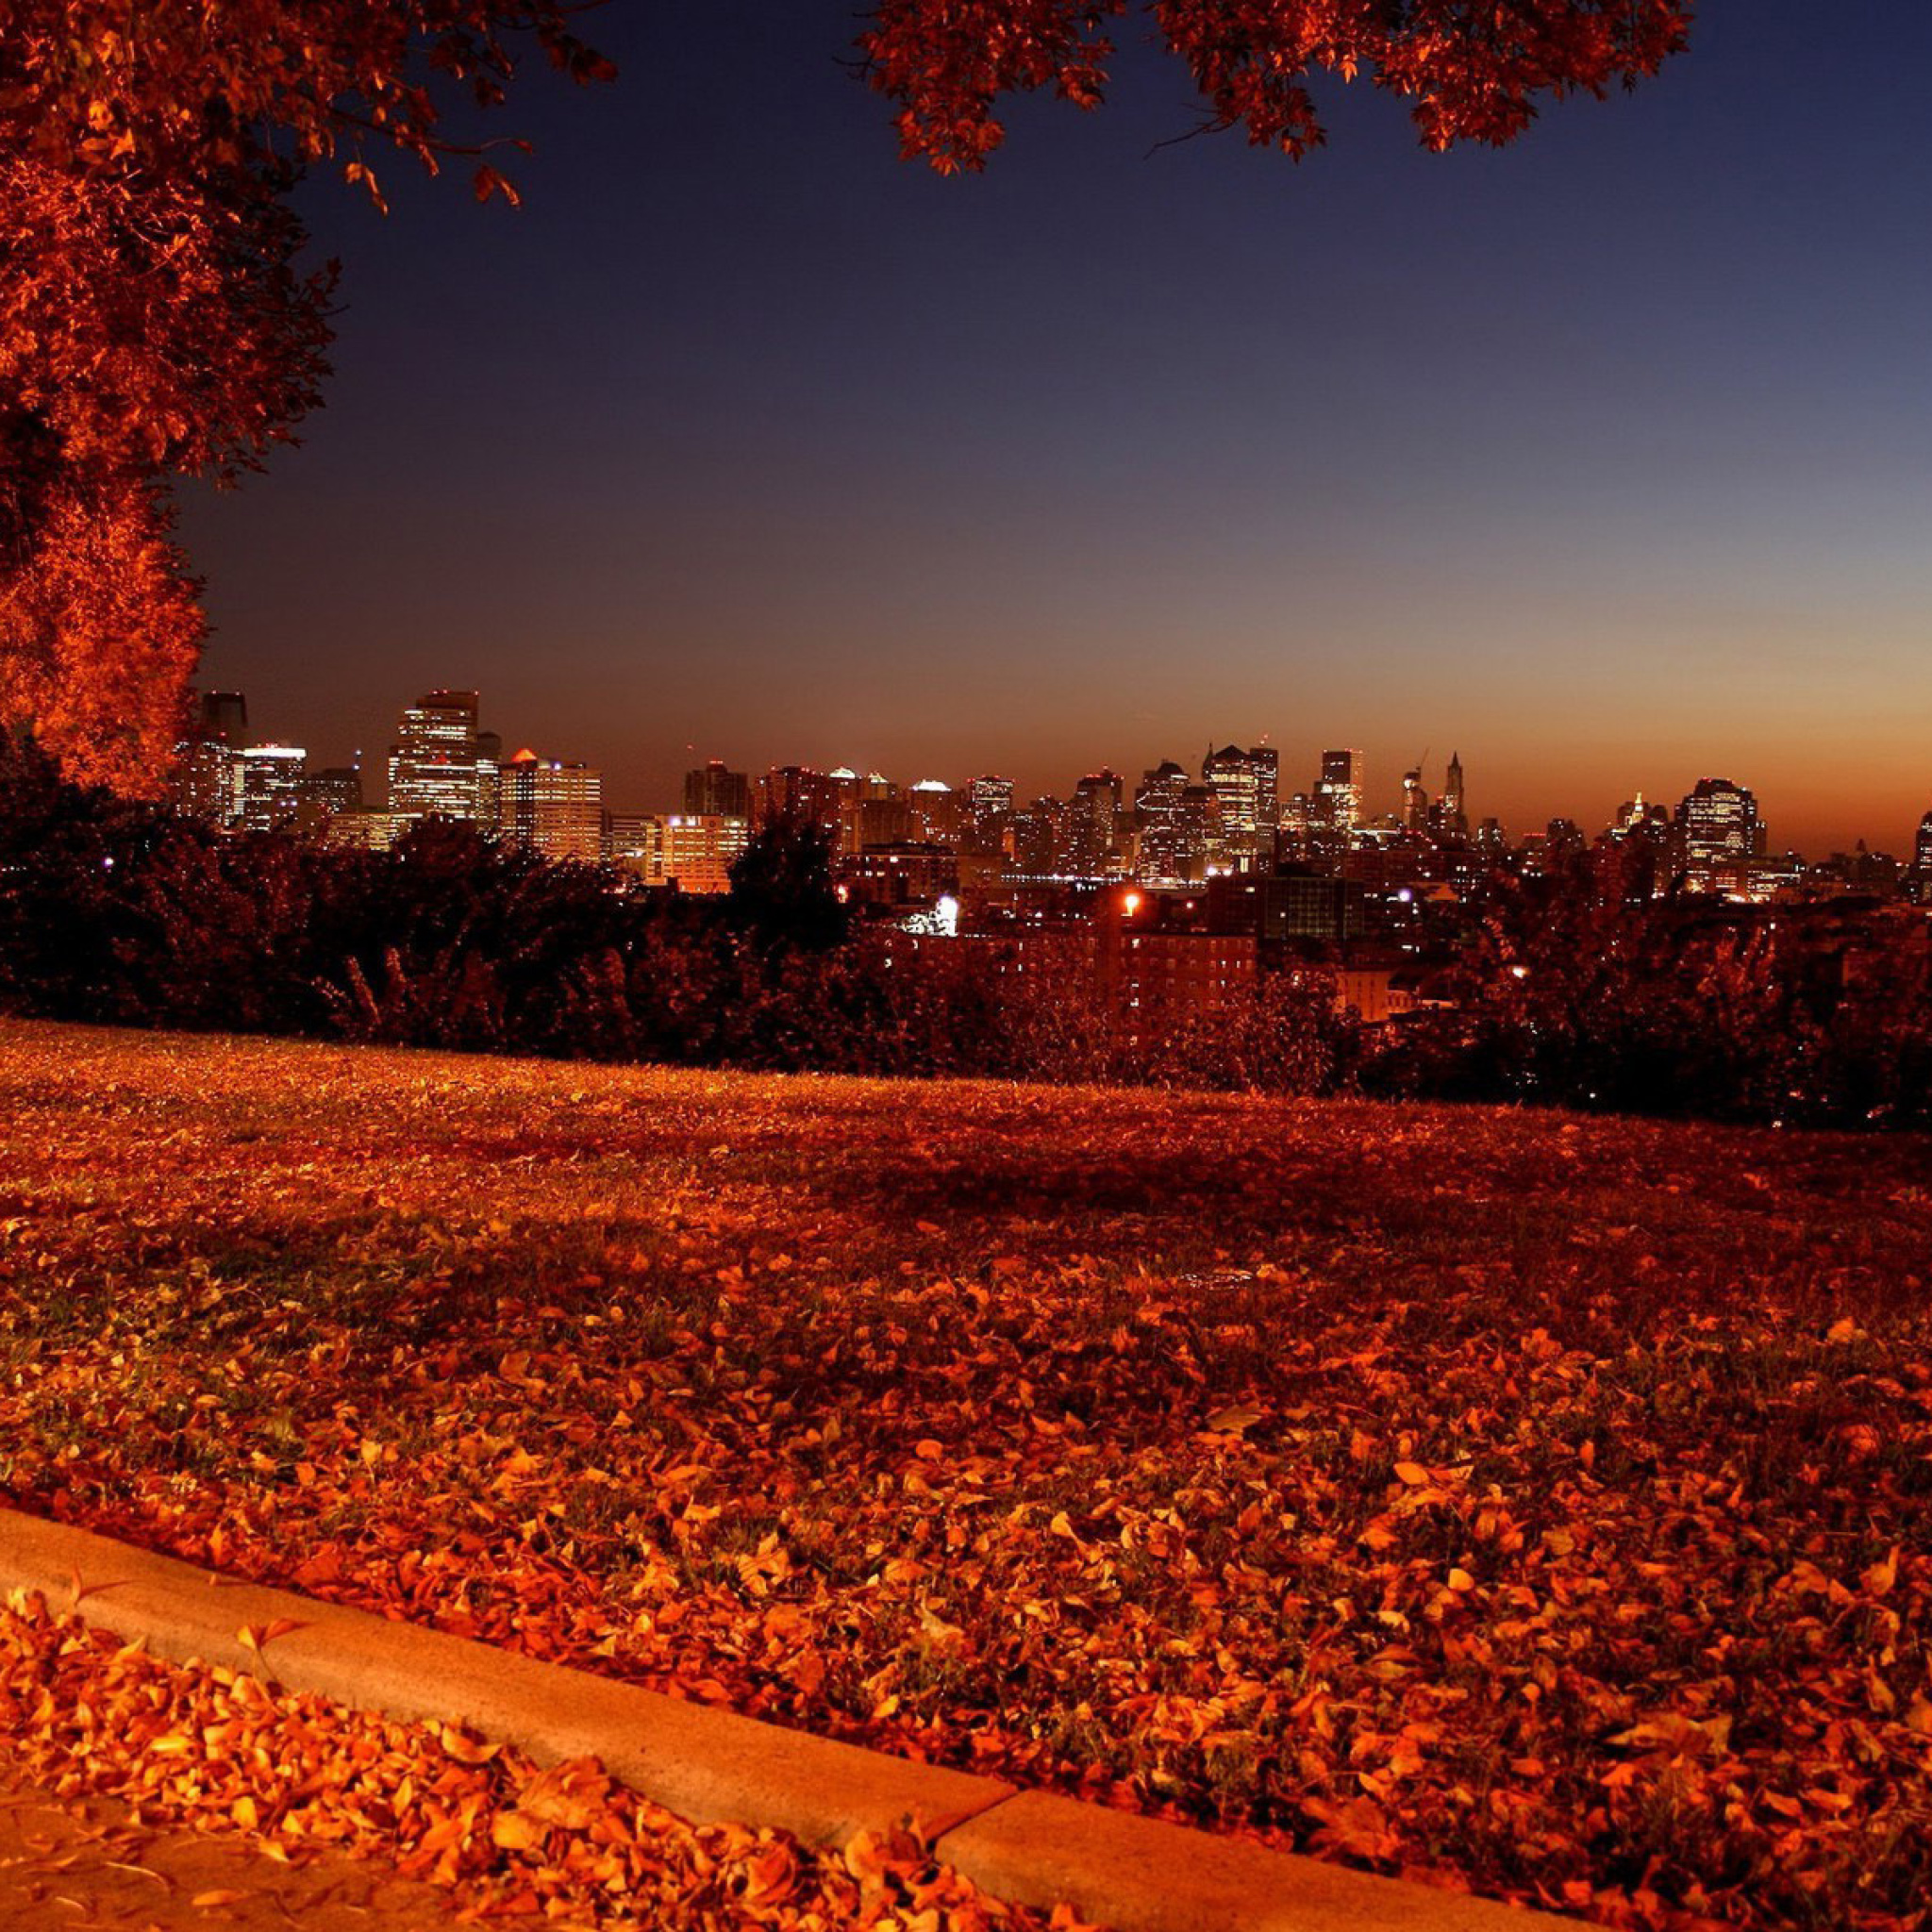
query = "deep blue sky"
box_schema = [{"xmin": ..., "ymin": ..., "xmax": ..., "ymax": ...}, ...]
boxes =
[{"xmin": 180, "ymin": 2, "xmax": 1932, "ymax": 851}]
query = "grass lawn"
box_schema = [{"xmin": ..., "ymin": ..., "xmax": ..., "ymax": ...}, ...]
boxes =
[{"xmin": 2, "ymin": 1018, "xmax": 1929, "ymax": 1929}]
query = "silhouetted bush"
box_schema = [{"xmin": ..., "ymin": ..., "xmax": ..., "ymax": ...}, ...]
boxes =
[
  {"xmin": 3, "ymin": 737, "xmax": 1927, "ymax": 1123},
  {"xmin": 1358, "ymin": 857, "xmax": 1932, "ymax": 1127}
]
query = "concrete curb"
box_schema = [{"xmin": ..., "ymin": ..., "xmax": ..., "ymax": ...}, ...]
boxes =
[{"xmin": 0, "ymin": 1508, "xmax": 1562, "ymax": 1932}]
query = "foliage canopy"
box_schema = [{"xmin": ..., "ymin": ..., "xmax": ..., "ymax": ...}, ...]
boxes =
[
  {"xmin": 0, "ymin": 2, "xmax": 612, "ymax": 787},
  {"xmin": 859, "ymin": 1, "xmax": 1694, "ymax": 172}
]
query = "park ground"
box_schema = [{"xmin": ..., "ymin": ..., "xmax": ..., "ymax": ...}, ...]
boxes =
[{"xmin": 0, "ymin": 1018, "xmax": 1929, "ymax": 1929}]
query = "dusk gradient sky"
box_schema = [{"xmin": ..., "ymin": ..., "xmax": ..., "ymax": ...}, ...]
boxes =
[{"xmin": 178, "ymin": 0, "xmax": 1932, "ymax": 854}]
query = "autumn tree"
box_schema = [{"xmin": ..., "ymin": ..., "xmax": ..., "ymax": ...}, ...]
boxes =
[
  {"xmin": 858, "ymin": 1, "xmax": 1694, "ymax": 173},
  {"xmin": 0, "ymin": 1, "xmax": 613, "ymax": 790},
  {"xmin": 4, "ymin": 2, "xmax": 1692, "ymax": 791}
]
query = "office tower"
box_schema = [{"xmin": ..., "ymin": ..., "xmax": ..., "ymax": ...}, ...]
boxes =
[
  {"xmin": 1009, "ymin": 797, "xmax": 1068, "ymax": 876},
  {"xmin": 1906, "ymin": 811, "xmax": 1932, "ymax": 905},
  {"xmin": 1313, "ymin": 749, "xmax": 1363, "ymax": 833},
  {"xmin": 201, "ymin": 691, "xmax": 247, "ymax": 743},
  {"xmin": 1134, "ymin": 761, "xmax": 1190, "ymax": 882},
  {"xmin": 1251, "ymin": 745, "xmax": 1279, "ymax": 845},
  {"xmin": 823, "ymin": 767, "xmax": 865, "ymax": 856},
  {"xmin": 1544, "ymin": 818, "xmax": 1586, "ymax": 867},
  {"xmin": 965, "ymin": 774, "xmax": 1015, "ymax": 854},
  {"xmin": 1441, "ymin": 751, "xmax": 1466, "ymax": 833},
  {"xmin": 1676, "ymin": 777, "xmax": 1763, "ymax": 895},
  {"xmin": 660, "ymin": 814, "xmax": 750, "ymax": 891},
  {"xmin": 859, "ymin": 792, "xmax": 912, "ymax": 846},
  {"xmin": 236, "ymin": 744, "xmax": 307, "ymax": 832},
  {"xmin": 294, "ymin": 764, "xmax": 362, "ymax": 838},
  {"xmin": 1610, "ymin": 791, "xmax": 1668, "ymax": 839},
  {"xmin": 1202, "ymin": 744, "xmax": 1276, "ymax": 872},
  {"xmin": 606, "ymin": 811, "xmax": 654, "ymax": 863},
  {"xmin": 1138, "ymin": 761, "xmax": 1223, "ymax": 884},
  {"xmin": 499, "ymin": 750, "xmax": 603, "ymax": 862},
  {"xmin": 475, "ymin": 729, "xmax": 504, "ymax": 827},
  {"xmin": 323, "ymin": 808, "xmax": 395, "ymax": 852},
  {"xmin": 907, "ymin": 779, "xmax": 961, "ymax": 846},
  {"xmin": 1401, "ymin": 767, "xmax": 1429, "ymax": 832},
  {"xmin": 685, "ymin": 759, "xmax": 751, "ymax": 819},
  {"xmin": 1069, "ymin": 770, "xmax": 1124, "ymax": 876},
  {"xmin": 610, "ymin": 812, "xmax": 751, "ymax": 891},
  {"xmin": 389, "ymin": 690, "xmax": 483, "ymax": 824},
  {"xmin": 172, "ymin": 690, "xmax": 249, "ymax": 824},
  {"xmin": 755, "ymin": 764, "xmax": 843, "ymax": 829}
]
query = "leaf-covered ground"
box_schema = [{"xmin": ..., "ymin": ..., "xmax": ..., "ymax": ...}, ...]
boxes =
[
  {"xmin": 1, "ymin": 1592, "xmax": 1055, "ymax": 1928},
  {"xmin": 2, "ymin": 1019, "xmax": 1930, "ymax": 1929}
]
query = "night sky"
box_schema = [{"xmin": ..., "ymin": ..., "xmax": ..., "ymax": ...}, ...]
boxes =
[{"xmin": 178, "ymin": 1, "xmax": 1932, "ymax": 854}]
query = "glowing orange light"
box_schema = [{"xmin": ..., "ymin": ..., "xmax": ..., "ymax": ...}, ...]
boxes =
[{"xmin": 1123, "ymin": 892, "xmax": 1141, "ymax": 916}]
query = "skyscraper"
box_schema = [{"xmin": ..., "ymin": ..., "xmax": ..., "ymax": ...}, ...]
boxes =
[
  {"xmin": 476, "ymin": 729, "xmax": 504, "ymax": 828},
  {"xmin": 756, "ymin": 765, "xmax": 843, "ymax": 830},
  {"xmin": 1440, "ymin": 751, "xmax": 1466, "ymax": 833},
  {"xmin": 1069, "ymin": 770, "xmax": 1124, "ymax": 876},
  {"xmin": 908, "ymin": 779, "xmax": 962, "ymax": 846},
  {"xmin": 1201, "ymin": 744, "xmax": 1276, "ymax": 872},
  {"xmin": 236, "ymin": 744, "xmax": 307, "ymax": 832},
  {"xmin": 1675, "ymin": 777, "xmax": 1764, "ymax": 895},
  {"xmin": 296, "ymin": 764, "xmax": 362, "ymax": 837},
  {"xmin": 499, "ymin": 750, "xmax": 603, "ymax": 862},
  {"xmin": 965, "ymin": 774, "xmax": 1015, "ymax": 855},
  {"xmin": 685, "ymin": 759, "xmax": 750, "ymax": 819},
  {"xmin": 658, "ymin": 813, "xmax": 750, "ymax": 892},
  {"xmin": 1135, "ymin": 762, "xmax": 1221, "ymax": 883},
  {"xmin": 1401, "ymin": 766, "xmax": 1429, "ymax": 833},
  {"xmin": 1908, "ymin": 810, "xmax": 1932, "ymax": 905},
  {"xmin": 390, "ymin": 690, "xmax": 483, "ymax": 824},
  {"xmin": 1313, "ymin": 750, "xmax": 1363, "ymax": 834},
  {"xmin": 172, "ymin": 690, "xmax": 249, "ymax": 824}
]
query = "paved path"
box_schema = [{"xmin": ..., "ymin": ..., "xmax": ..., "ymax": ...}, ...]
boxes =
[{"xmin": 0, "ymin": 1771, "xmax": 459, "ymax": 1931}]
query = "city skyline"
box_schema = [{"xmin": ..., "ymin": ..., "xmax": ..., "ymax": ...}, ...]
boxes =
[
  {"xmin": 176, "ymin": 0, "xmax": 1932, "ymax": 857},
  {"xmin": 187, "ymin": 675, "xmax": 1931, "ymax": 866}
]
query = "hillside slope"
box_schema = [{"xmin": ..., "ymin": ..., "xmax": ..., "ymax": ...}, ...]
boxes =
[{"xmin": 2, "ymin": 1021, "xmax": 1928, "ymax": 1928}]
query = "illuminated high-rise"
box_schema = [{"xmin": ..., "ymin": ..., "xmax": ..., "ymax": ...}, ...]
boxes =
[
  {"xmin": 1401, "ymin": 766, "xmax": 1429, "ymax": 832},
  {"xmin": 908, "ymin": 779, "xmax": 962, "ymax": 846},
  {"xmin": 1202, "ymin": 744, "xmax": 1276, "ymax": 872},
  {"xmin": 658, "ymin": 813, "xmax": 750, "ymax": 892},
  {"xmin": 499, "ymin": 750, "xmax": 603, "ymax": 863},
  {"xmin": 390, "ymin": 690, "xmax": 483, "ymax": 824},
  {"xmin": 1070, "ymin": 770, "xmax": 1124, "ymax": 876},
  {"xmin": 1440, "ymin": 751, "xmax": 1466, "ymax": 833},
  {"xmin": 1908, "ymin": 809, "xmax": 1932, "ymax": 905},
  {"xmin": 172, "ymin": 690, "xmax": 249, "ymax": 824},
  {"xmin": 1313, "ymin": 749, "xmax": 1363, "ymax": 833},
  {"xmin": 1135, "ymin": 762, "xmax": 1220, "ymax": 883},
  {"xmin": 475, "ymin": 729, "xmax": 504, "ymax": 827},
  {"xmin": 236, "ymin": 744, "xmax": 307, "ymax": 832},
  {"xmin": 755, "ymin": 764, "xmax": 843, "ymax": 830},
  {"xmin": 965, "ymin": 775, "xmax": 1015, "ymax": 854},
  {"xmin": 685, "ymin": 759, "xmax": 750, "ymax": 819},
  {"xmin": 1675, "ymin": 776, "xmax": 1764, "ymax": 895}
]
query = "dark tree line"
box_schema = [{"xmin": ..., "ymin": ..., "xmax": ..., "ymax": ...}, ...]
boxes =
[
  {"xmin": 3, "ymin": 736, "xmax": 1927, "ymax": 1127},
  {"xmin": 0, "ymin": 740, "xmax": 1345, "ymax": 1091}
]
